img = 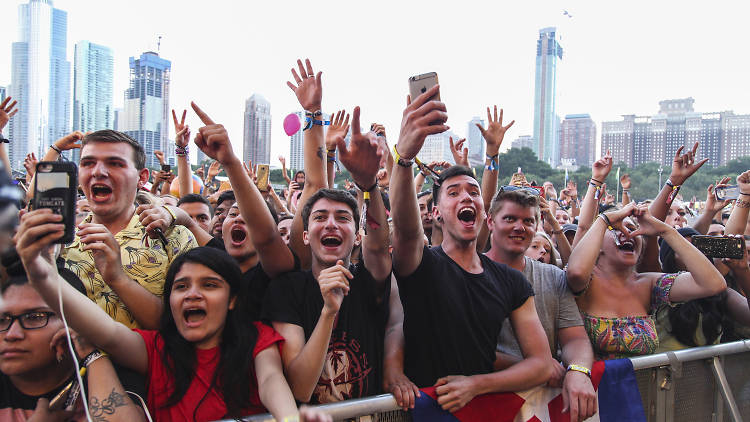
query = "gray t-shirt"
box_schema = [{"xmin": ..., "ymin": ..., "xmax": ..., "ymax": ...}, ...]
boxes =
[{"xmin": 497, "ymin": 257, "xmax": 582, "ymax": 358}]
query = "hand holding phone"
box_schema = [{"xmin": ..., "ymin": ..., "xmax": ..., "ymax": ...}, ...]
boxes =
[{"xmin": 33, "ymin": 162, "xmax": 77, "ymax": 244}]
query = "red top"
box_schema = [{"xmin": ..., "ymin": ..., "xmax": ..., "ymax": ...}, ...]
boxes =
[{"xmin": 135, "ymin": 322, "xmax": 284, "ymax": 422}]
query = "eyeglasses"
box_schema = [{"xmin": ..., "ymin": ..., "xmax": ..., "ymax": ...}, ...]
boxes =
[
  {"xmin": 0, "ymin": 312, "xmax": 56, "ymax": 332},
  {"xmin": 499, "ymin": 185, "xmax": 541, "ymax": 195}
]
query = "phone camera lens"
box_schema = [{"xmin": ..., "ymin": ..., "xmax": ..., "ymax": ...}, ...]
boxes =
[{"xmin": 421, "ymin": 87, "xmax": 426, "ymax": 93}]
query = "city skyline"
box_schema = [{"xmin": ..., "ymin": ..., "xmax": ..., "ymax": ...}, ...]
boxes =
[
  {"xmin": 532, "ymin": 27, "xmax": 563, "ymax": 167},
  {"xmin": 8, "ymin": 0, "xmax": 70, "ymax": 169},
  {"xmin": 72, "ymin": 40, "xmax": 113, "ymax": 161},
  {"xmin": 2, "ymin": 1, "xmax": 750, "ymax": 169}
]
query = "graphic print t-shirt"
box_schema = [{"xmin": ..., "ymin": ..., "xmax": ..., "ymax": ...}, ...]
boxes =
[{"xmin": 262, "ymin": 263, "xmax": 390, "ymax": 403}]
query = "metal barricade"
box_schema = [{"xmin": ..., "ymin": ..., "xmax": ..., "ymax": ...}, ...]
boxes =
[{"xmin": 222, "ymin": 340, "xmax": 750, "ymax": 422}]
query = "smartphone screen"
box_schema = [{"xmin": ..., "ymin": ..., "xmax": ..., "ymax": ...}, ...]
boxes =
[
  {"xmin": 715, "ymin": 185, "xmax": 739, "ymax": 201},
  {"xmin": 161, "ymin": 164, "xmax": 171, "ymax": 172}
]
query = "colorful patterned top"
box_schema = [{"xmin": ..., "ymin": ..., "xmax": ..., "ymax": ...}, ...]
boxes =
[
  {"xmin": 581, "ymin": 273, "xmax": 679, "ymax": 360},
  {"xmin": 62, "ymin": 213, "xmax": 198, "ymax": 328}
]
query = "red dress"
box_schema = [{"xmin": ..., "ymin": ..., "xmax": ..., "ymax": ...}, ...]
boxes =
[{"xmin": 135, "ymin": 322, "xmax": 284, "ymax": 422}]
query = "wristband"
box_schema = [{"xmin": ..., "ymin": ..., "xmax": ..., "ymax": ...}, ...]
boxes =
[
  {"xmin": 598, "ymin": 213, "xmax": 614, "ymax": 231},
  {"xmin": 303, "ymin": 117, "xmax": 330, "ymax": 130},
  {"xmin": 590, "ymin": 177, "xmax": 604, "ymax": 185},
  {"xmin": 486, "ymin": 153, "xmax": 499, "ymax": 171},
  {"xmin": 665, "ymin": 179, "xmax": 681, "ymax": 203},
  {"xmin": 81, "ymin": 350, "xmax": 109, "ymax": 368},
  {"xmin": 175, "ymin": 144, "xmax": 189, "ymax": 156},
  {"xmin": 304, "ymin": 110, "xmax": 323, "ymax": 118},
  {"xmin": 740, "ymin": 192, "xmax": 750, "ymax": 197},
  {"xmin": 590, "ymin": 182, "xmax": 603, "ymax": 200},
  {"xmin": 162, "ymin": 205, "xmax": 177, "ymax": 226},
  {"xmin": 393, "ymin": 145, "xmax": 414, "ymax": 167},
  {"xmin": 0, "ymin": 136, "xmax": 8, "ymax": 144},
  {"xmin": 50, "ymin": 144, "xmax": 62, "ymax": 154},
  {"xmin": 566, "ymin": 364, "xmax": 591, "ymax": 378},
  {"xmin": 354, "ymin": 181, "xmax": 379, "ymax": 235}
]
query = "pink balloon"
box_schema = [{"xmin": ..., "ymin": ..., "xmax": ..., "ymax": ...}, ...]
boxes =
[{"xmin": 283, "ymin": 113, "xmax": 301, "ymax": 136}]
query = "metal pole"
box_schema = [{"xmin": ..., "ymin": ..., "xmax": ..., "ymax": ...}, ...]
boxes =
[{"xmin": 710, "ymin": 356, "xmax": 743, "ymax": 422}]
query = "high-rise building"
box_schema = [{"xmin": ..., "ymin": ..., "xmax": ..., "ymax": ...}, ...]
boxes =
[
  {"xmin": 532, "ymin": 27, "xmax": 563, "ymax": 167},
  {"xmin": 72, "ymin": 41, "xmax": 113, "ymax": 162},
  {"xmin": 511, "ymin": 135, "xmax": 535, "ymax": 151},
  {"xmin": 467, "ymin": 117, "xmax": 485, "ymax": 167},
  {"xmin": 602, "ymin": 98, "xmax": 742, "ymax": 168},
  {"xmin": 0, "ymin": 87, "xmax": 5, "ymax": 102},
  {"xmin": 721, "ymin": 113, "xmax": 750, "ymax": 165},
  {"xmin": 113, "ymin": 107, "xmax": 123, "ymax": 132},
  {"xmin": 560, "ymin": 114, "xmax": 596, "ymax": 167},
  {"xmin": 121, "ymin": 51, "xmax": 172, "ymax": 169},
  {"xmin": 9, "ymin": 0, "xmax": 70, "ymax": 169},
  {"xmin": 420, "ymin": 130, "xmax": 461, "ymax": 164},
  {"xmin": 289, "ymin": 111, "xmax": 305, "ymax": 172},
  {"xmin": 243, "ymin": 94, "xmax": 271, "ymax": 166}
]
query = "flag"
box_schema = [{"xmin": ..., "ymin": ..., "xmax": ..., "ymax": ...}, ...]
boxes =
[{"xmin": 412, "ymin": 359, "xmax": 646, "ymax": 422}]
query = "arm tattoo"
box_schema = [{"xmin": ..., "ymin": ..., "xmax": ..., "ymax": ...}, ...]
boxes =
[
  {"xmin": 89, "ymin": 388, "xmax": 129, "ymax": 422},
  {"xmin": 316, "ymin": 146, "xmax": 325, "ymax": 161}
]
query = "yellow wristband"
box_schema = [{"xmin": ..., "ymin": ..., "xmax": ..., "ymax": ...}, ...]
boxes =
[
  {"xmin": 162, "ymin": 205, "xmax": 177, "ymax": 226},
  {"xmin": 566, "ymin": 364, "xmax": 591, "ymax": 378}
]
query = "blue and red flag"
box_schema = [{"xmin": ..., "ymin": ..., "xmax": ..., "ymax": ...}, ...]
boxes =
[{"xmin": 412, "ymin": 359, "xmax": 646, "ymax": 422}]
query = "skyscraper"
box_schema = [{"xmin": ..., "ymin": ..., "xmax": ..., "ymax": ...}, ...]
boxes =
[
  {"xmin": 289, "ymin": 111, "xmax": 305, "ymax": 172},
  {"xmin": 532, "ymin": 27, "xmax": 563, "ymax": 167},
  {"xmin": 9, "ymin": 0, "xmax": 70, "ymax": 169},
  {"xmin": 420, "ymin": 130, "xmax": 461, "ymax": 164},
  {"xmin": 467, "ymin": 117, "xmax": 485, "ymax": 167},
  {"xmin": 243, "ymin": 94, "xmax": 272, "ymax": 166},
  {"xmin": 121, "ymin": 51, "xmax": 172, "ymax": 169},
  {"xmin": 0, "ymin": 87, "xmax": 5, "ymax": 103},
  {"xmin": 560, "ymin": 114, "xmax": 596, "ymax": 167},
  {"xmin": 511, "ymin": 135, "xmax": 535, "ymax": 151},
  {"xmin": 72, "ymin": 41, "xmax": 113, "ymax": 162}
]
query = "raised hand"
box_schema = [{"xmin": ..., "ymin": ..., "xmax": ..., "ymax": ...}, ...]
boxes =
[
  {"xmin": 154, "ymin": 150, "xmax": 165, "ymax": 165},
  {"xmin": 325, "ymin": 110, "xmax": 350, "ymax": 151},
  {"xmin": 53, "ymin": 131, "xmax": 84, "ymax": 151},
  {"xmin": 243, "ymin": 160, "xmax": 257, "ymax": 183},
  {"xmin": 602, "ymin": 202, "xmax": 639, "ymax": 236},
  {"xmin": 318, "ymin": 260, "xmax": 352, "ymax": 316},
  {"xmin": 670, "ymin": 142, "xmax": 708, "ymax": 186},
  {"xmin": 191, "ymin": 102, "xmax": 238, "ymax": 165},
  {"xmin": 628, "ymin": 204, "xmax": 671, "ymax": 238},
  {"xmin": 476, "ymin": 105, "xmax": 515, "ymax": 155},
  {"xmin": 13, "ymin": 209, "xmax": 62, "ymax": 281},
  {"xmin": 278, "ymin": 155, "xmax": 286, "ymax": 167},
  {"xmin": 620, "ymin": 173, "xmax": 631, "ymax": 190},
  {"xmin": 337, "ymin": 107, "xmax": 382, "ymax": 189},
  {"xmin": 172, "ymin": 109, "xmax": 190, "ymax": 147},
  {"xmin": 396, "ymin": 84, "xmax": 448, "ymax": 160},
  {"xmin": 592, "ymin": 151, "xmax": 613, "ymax": 183},
  {"xmin": 286, "ymin": 58, "xmax": 322, "ymax": 112},
  {"xmin": 207, "ymin": 160, "xmax": 222, "ymax": 180},
  {"xmin": 0, "ymin": 97, "xmax": 18, "ymax": 131},
  {"xmin": 449, "ymin": 137, "xmax": 469, "ymax": 167},
  {"xmin": 195, "ymin": 166, "xmax": 205, "ymax": 178},
  {"xmin": 738, "ymin": 170, "xmax": 750, "ymax": 194},
  {"xmin": 23, "ymin": 153, "xmax": 38, "ymax": 177},
  {"xmin": 706, "ymin": 177, "xmax": 732, "ymax": 214}
]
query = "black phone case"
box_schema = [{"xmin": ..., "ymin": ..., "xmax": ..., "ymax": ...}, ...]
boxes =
[
  {"xmin": 33, "ymin": 161, "xmax": 77, "ymax": 244},
  {"xmin": 692, "ymin": 235, "xmax": 744, "ymax": 259}
]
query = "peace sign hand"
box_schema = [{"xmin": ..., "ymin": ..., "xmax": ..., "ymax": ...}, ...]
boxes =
[
  {"xmin": 286, "ymin": 58, "xmax": 322, "ymax": 112},
  {"xmin": 172, "ymin": 109, "xmax": 190, "ymax": 147},
  {"xmin": 476, "ymin": 105, "xmax": 515, "ymax": 155}
]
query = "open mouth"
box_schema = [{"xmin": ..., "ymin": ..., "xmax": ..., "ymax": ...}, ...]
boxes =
[
  {"xmin": 321, "ymin": 235, "xmax": 343, "ymax": 248},
  {"xmin": 457, "ymin": 207, "xmax": 476, "ymax": 223},
  {"xmin": 230, "ymin": 227, "xmax": 247, "ymax": 245},
  {"xmin": 90, "ymin": 184, "xmax": 112, "ymax": 200},
  {"xmin": 618, "ymin": 240, "xmax": 635, "ymax": 252},
  {"xmin": 183, "ymin": 308, "xmax": 207, "ymax": 324}
]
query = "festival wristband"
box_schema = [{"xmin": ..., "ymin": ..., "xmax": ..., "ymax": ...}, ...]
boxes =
[
  {"xmin": 393, "ymin": 145, "xmax": 414, "ymax": 167},
  {"xmin": 566, "ymin": 364, "xmax": 591, "ymax": 378}
]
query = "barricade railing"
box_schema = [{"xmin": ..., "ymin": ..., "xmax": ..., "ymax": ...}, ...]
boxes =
[{"xmin": 218, "ymin": 339, "xmax": 750, "ymax": 422}]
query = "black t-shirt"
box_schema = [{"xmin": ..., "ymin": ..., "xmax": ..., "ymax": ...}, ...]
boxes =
[
  {"xmin": 261, "ymin": 263, "xmax": 390, "ymax": 403},
  {"xmin": 239, "ymin": 263, "xmax": 272, "ymax": 321},
  {"xmin": 205, "ymin": 236, "xmax": 226, "ymax": 250},
  {"xmin": 396, "ymin": 245, "xmax": 534, "ymax": 387}
]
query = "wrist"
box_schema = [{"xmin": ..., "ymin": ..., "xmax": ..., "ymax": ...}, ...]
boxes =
[
  {"xmin": 321, "ymin": 307, "xmax": 338, "ymax": 319},
  {"xmin": 486, "ymin": 146, "xmax": 500, "ymax": 156}
]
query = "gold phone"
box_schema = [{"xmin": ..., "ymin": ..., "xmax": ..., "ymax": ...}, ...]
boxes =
[
  {"xmin": 408, "ymin": 72, "xmax": 440, "ymax": 102},
  {"xmin": 256, "ymin": 164, "xmax": 270, "ymax": 191}
]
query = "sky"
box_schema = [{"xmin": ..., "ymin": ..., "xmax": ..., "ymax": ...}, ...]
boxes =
[{"xmin": 1, "ymin": 0, "xmax": 749, "ymax": 166}]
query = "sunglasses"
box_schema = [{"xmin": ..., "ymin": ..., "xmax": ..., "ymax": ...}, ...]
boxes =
[{"xmin": 499, "ymin": 185, "xmax": 541, "ymax": 195}]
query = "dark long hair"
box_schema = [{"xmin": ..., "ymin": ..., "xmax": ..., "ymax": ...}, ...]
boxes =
[{"xmin": 158, "ymin": 247, "xmax": 258, "ymax": 419}]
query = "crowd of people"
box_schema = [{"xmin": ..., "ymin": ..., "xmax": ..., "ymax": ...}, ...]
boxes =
[{"xmin": 0, "ymin": 58, "xmax": 747, "ymax": 422}]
